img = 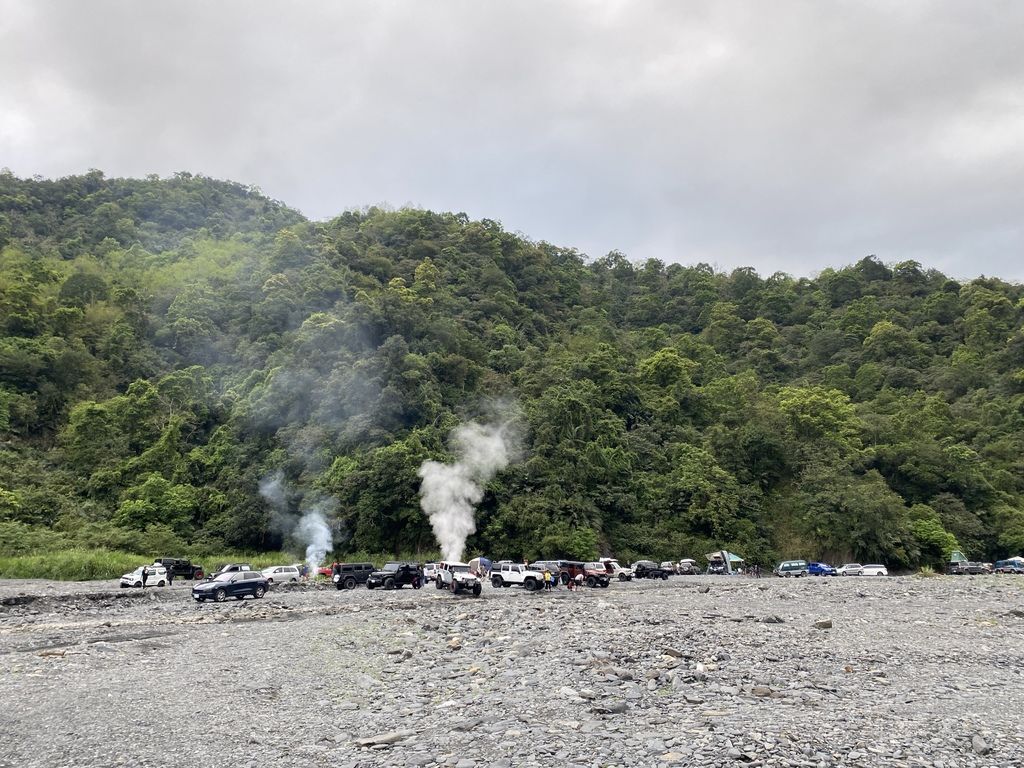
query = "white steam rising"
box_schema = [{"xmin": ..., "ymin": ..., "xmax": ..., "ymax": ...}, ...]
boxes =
[
  {"xmin": 418, "ymin": 419, "xmax": 519, "ymax": 562},
  {"xmin": 259, "ymin": 471, "xmax": 334, "ymax": 573},
  {"xmin": 295, "ymin": 503, "xmax": 333, "ymax": 575}
]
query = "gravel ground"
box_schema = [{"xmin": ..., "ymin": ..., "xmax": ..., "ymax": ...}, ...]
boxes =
[{"xmin": 1, "ymin": 574, "xmax": 1022, "ymax": 768}]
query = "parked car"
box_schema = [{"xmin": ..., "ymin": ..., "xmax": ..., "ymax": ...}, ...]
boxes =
[
  {"xmin": 366, "ymin": 562, "xmax": 423, "ymax": 590},
  {"xmin": 192, "ymin": 571, "xmax": 268, "ymax": 602},
  {"xmin": 598, "ymin": 558, "xmax": 633, "ymax": 581},
  {"xmin": 211, "ymin": 563, "xmax": 251, "ymax": 578},
  {"xmin": 331, "ymin": 562, "xmax": 376, "ymax": 590},
  {"xmin": 490, "ymin": 563, "xmax": 544, "ymax": 591},
  {"xmin": 422, "ymin": 562, "xmax": 439, "ymax": 581},
  {"xmin": 261, "ymin": 565, "xmax": 300, "ymax": 584},
  {"xmin": 119, "ymin": 564, "xmax": 168, "ymax": 588},
  {"xmin": 994, "ymin": 558, "xmax": 1024, "ymax": 574},
  {"xmin": 436, "ymin": 561, "xmax": 482, "ymax": 596},
  {"xmin": 554, "ymin": 560, "xmax": 587, "ymax": 585},
  {"xmin": 676, "ymin": 559, "xmax": 699, "ymax": 575},
  {"xmin": 632, "ymin": 560, "xmax": 670, "ymax": 579},
  {"xmin": 582, "ymin": 562, "xmax": 612, "ymax": 588},
  {"xmin": 774, "ymin": 560, "xmax": 809, "ymax": 577},
  {"xmin": 807, "ymin": 562, "xmax": 838, "ymax": 576},
  {"xmin": 860, "ymin": 564, "xmax": 889, "ymax": 576},
  {"xmin": 660, "ymin": 561, "xmax": 678, "ymax": 575},
  {"xmin": 837, "ymin": 563, "xmax": 863, "ymax": 576},
  {"xmin": 155, "ymin": 558, "xmax": 205, "ymax": 579}
]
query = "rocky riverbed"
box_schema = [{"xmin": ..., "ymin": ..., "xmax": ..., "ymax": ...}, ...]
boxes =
[{"xmin": 1, "ymin": 574, "xmax": 1022, "ymax": 768}]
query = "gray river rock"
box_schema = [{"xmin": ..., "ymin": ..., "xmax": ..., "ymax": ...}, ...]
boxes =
[{"xmin": 0, "ymin": 574, "xmax": 1021, "ymax": 766}]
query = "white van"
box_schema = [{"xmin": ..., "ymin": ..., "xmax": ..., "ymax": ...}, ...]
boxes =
[{"xmin": 773, "ymin": 560, "xmax": 808, "ymax": 578}]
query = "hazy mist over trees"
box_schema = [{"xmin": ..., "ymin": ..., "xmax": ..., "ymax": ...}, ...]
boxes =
[{"xmin": 2, "ymin": 171, "xmax": 1023, "ymax": 568}]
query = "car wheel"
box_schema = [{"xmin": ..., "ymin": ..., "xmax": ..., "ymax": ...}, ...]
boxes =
[
  {"xmin": 586, "ymin": 576, "xmax": 596, "ymax": 588},
  {"xmin": 600, "ymin": 581, "xmax": 609, "ymax": 588},
  {"xmin": 435, "ymin": 577, "xmax": 443, "ymax": 589},
  {"xmin": 662, "ymin": 573, "xmax": 669, "ymax": 580},
  {"xmin": 525, "ymin": 578, "xmax": 538, "ymax": 591},
  {"xmin": 618, "ymin": 573, "xmax": 628, "ymax": 581},
  {"xmin": 266, "ymin": 578, "xmax": 274, "ymax": 585},
  {"xmin": 491, "ymin": 576, "xmax": 503, "ymax": 588},
  {"xmin": 413, "ymin": 579, "xmax": 421, "ymax": 589},
  {"xmin": 157, "ymin": 580, "xmax": 165, "ymax": 587},
  {"xmin": 215, "ymin": 589, "xmax": 227, "ymax": 602},
  {"xmin": 134, "ymin": 581, "xmax": 142, "ymax": 588},
  {"xmin": 384, "ymin": 577, "xmax": 395, "ymax": 590},
  {"xmin": 450, "ymin": 580, "xmax": 459, "ymax": 594},
  {"xmin": 472, "ymin": 583, "xmax": 482, "ymax": 597},
  {"xmin": 344, "ymin": 577, "xmax": 356, "ymax": 590},
  {"xmin": 254, "ymin": 586, "xmax": 265, "ymax": 598},
  {"xmin": 560, "ymin": 573, "xmax": 570, "ymax": 585}
]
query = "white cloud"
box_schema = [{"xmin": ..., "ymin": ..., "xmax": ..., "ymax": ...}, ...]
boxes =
[{"xmin": 1, "ymin": 0, "xmax": 1022, "ymax": 279}]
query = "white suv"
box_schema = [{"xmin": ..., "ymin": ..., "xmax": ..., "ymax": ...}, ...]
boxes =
[
  {"xmin": 436, "ymin": 561, "xmax": 482, "ymax": 597},
  {"xmin": 119, "ymin": 564, "xmax": 168, "ymax": 588},
  {"xmin": 600, "ymin": 558, "xmax": 633, "ymax": 581},
  {"xmin": 490, "ymin": 563, "xmax": 544, "ymax": 591}
]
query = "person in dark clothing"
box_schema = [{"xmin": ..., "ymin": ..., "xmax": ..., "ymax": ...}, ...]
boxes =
[
  {"xmin": 141, "ymin": 566, "xmax": 149, "ymax": 589},
  {"xmin": 166, "ymin": 567, "xmax": 174, "ymax": 586}
]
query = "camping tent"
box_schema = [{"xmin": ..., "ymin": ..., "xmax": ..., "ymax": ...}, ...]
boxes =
[{"xmin": 705, "ymin": 550, "xmax": 745, "ymax": 574}]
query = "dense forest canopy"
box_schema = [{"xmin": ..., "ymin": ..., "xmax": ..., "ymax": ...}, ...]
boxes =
[{"xmin": 2, "ymin": 170, "xmax": 1023, "ymax": 568}]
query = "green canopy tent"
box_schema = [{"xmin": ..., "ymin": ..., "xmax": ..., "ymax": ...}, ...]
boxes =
[{"xmin": 705, "ymin": 550, "xmax": 745, "ymax": 575}]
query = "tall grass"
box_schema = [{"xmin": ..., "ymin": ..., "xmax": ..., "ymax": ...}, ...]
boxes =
[{"xmin": 0, "ymin": 549, "xmax": 148, "ymax": 580}]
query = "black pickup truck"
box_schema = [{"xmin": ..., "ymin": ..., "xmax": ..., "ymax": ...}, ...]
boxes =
[
  {"xmin": 156, "ymin": 558, "xmax": 205, "ymax": 579},
  {"xmin": 632, "ymin": 560, "xmax": 670, "ymax": 580}
]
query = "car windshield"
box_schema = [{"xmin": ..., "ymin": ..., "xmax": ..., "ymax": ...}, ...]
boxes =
[
  {"xmin": 382, "ymin": 563, "xmax": 401, "ymax": 571},
  {"xmin": 843, "ymin": 564, "xmax": 862, "ymax": 569},
  {"xmin": 451, "ymin": 565, "xmax": 469, "ymax": 573},
  {"xmin": 213, "ymin": 572, "xmax": 235, "ymax": 582}
]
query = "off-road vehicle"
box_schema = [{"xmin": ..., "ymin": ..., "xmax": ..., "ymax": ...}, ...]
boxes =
[
  {"xmin": 332, "ymin": 562, "xmax": 376, "ymax": 589},
  {"xmin": 366, "ymin": 562, "xmax": 423, "ymax": 590},
  {"xmin": 582, "ymin": 562, "xmax": 611, "ymax": 588},
  {"xmin": 490, "ymin": 563, "xmax": 544, "ymax": 591},
  {"xmin": 436, "ymin": 561, "xmax": 482, "ymax": 597},
  {"xmin": 632, "ymin": 560, "xmax": 670, "ymax": 579},
  {"xmin": 155, "ymin": 558, "xmax": 205, "ymax": 579},
  {"xmin": 599, "ymin": 558, "xmax": 633, "ymax": 581}
]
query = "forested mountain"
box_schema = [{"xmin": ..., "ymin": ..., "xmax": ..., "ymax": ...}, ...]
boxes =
[{"xmin": 2, "ymin": 170, "xmax": 1023, "ymax": 568}]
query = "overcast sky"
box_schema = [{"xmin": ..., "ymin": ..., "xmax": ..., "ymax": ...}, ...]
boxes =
[{"xmin": 2, "ymin": 1, "xmax": 1023, "ymax": 279}]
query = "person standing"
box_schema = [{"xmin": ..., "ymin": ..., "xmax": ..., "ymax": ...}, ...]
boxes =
[
  {"xmin": 166, "ymin": 566, "xmax": 174, "ymax": 587},
  {"xmin": 141, "ymin": 566, "xmax": 149, "ymax": 589}
]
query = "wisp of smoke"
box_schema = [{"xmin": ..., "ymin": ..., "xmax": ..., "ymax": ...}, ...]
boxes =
[
  {"xmin": 295, "ymin": 502, "xmax": 333, "ymax": 575},
  {"xmin": 418, "ymin": 419, "xmax": 520, "ymax": 562}
]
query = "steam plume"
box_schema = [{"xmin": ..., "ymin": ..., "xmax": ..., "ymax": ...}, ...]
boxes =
[
  {"xmin": 418, "ymin": 418, "xmax": 520, "ymax": 562},
  {"xmin": 295, "ymin": 501, "xmax": 333, "ymax": 575}
]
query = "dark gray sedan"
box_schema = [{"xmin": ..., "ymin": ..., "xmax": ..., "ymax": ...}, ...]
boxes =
[{"xmin": 192, "ymin": 571, "xmax": 268, "ymax": 602}]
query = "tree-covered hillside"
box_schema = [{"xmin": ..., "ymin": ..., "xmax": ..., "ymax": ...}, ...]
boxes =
[{"xmin": 2, "ymin": 170, "xmax": 1022, "ymax": 568}]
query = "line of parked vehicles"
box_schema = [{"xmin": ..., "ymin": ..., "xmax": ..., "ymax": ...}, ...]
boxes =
[
  {"xmin": 116, "ymin": 551, "xmax": 1024, "ymax": 601},
  {"xmin": 772, "ymin": 560, "xmax": 890, "ymax": 577}
]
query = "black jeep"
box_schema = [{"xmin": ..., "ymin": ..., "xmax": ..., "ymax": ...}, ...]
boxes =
[
  {"xmin": 332, "ymin": 562, "xmax": 376, "ymax": 590},
  {"xmin": 366, "ymin": 562, "xmax": 423, "ymax": 590},
  {"xmin": 156, "ymin": 558, "xmax": 205, "ymax": 579}
]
